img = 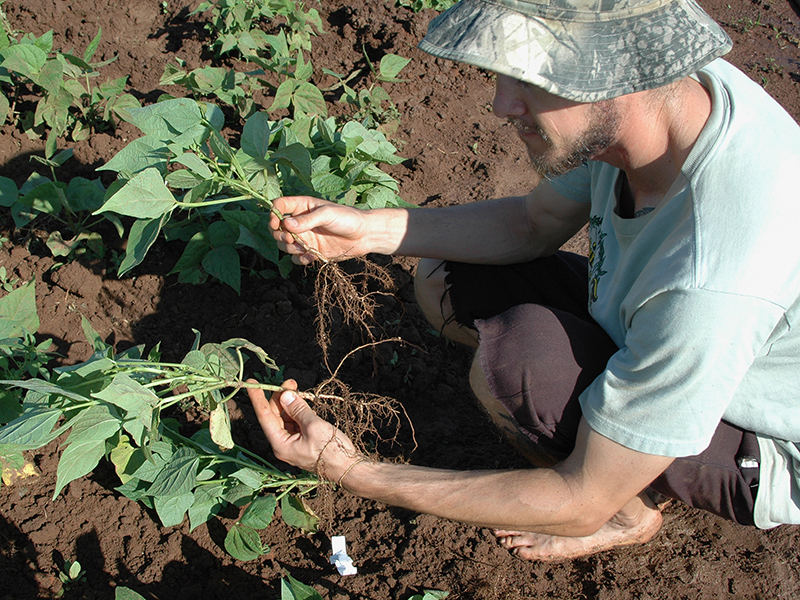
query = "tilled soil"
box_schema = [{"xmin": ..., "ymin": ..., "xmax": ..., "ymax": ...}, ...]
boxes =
[{"xmin": 1, "ymin": 0, "xmax": 799, "ymax": 598}]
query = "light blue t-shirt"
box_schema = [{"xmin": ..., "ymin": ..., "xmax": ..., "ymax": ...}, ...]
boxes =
[{"xmin": 549, "ymin": 59, "xmax": 800, "ymax": 529}]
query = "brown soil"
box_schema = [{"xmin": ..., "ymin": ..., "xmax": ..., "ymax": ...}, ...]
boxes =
[{"xmin": 1, "ymin": 0, "xmax": 799, "ymax": 599}]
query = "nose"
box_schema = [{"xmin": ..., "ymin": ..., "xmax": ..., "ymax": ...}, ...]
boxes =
[{"xmin": 492, "ymin": 74, "xmax": 526, "ymax": 119}]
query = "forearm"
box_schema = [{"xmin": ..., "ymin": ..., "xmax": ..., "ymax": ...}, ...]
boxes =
[
  {"xmin": 339, "ymin": 459, "xmax": 596, "ymax": 537},
  {"xmin": 363, "ymin": 196, "xmax": 549, "ymax": 263}
]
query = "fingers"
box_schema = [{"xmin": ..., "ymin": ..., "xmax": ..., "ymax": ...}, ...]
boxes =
[
  {"xmin": 269, "ymin": 196, "xmax": 329, "ymax": 233},
  {"xmin": 247, "ymin": 379, "xmax": 301, "ymax": 444},
  {"xmin": 274, "ymin": 386, "xmax": 319, "ymax": 430},
  {"xmin": 247, "ymin": 384, "xmax": 285, "ymax": 440}
]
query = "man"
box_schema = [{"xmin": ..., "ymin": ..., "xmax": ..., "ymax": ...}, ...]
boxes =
[{"xmin": 246, "ymin": 0, "xmax": 800, "ymax": 561}]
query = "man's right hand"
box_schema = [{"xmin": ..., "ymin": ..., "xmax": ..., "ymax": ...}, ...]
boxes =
[{"xmin": 270, "ymin": 196, "xmax": 370, "ymax": 264}]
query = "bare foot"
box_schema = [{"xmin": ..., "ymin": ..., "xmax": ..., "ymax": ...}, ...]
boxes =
[{"xmin": 493, "ymin": 492, "xmax": 663, "ymax": 562}]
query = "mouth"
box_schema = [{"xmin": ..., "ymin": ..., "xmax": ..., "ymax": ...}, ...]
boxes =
[{"xmin": 508, "ymin": 117, "xmax": 548, "ymax": 141}]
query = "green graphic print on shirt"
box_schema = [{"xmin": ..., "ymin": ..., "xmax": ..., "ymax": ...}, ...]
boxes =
[{"xmin": 588, "ymin": 215, "xmax": 607, "ymax": 303}]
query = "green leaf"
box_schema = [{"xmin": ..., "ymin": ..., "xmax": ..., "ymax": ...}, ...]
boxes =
[
  {"xmin": 0, "ymin": 91, "xmax": 9, "ymax": 127},
  {"xmin": 17, "ymin": 182, "xmax": 66, "ymax": 216},
  {"xmin": 281, "ymin": 574, "xmax": 324, "ymax": 600},
  {"xmin": 0, "ymin": 43, "xmax": 48, "ymax": 79},
  {"xmin": 231, "ymin": 467, "xmax": 262, "ymax": 490},
  {"xmin": 174, "ymin": 153, "xmax": 213, "ymax": 178},
  {"xmin": 201, "ymin": 101, "xmax": 225, "ymax": 132},
  {"xmin": 201, "ymin": 246, "xmax": 241, "ymax": 294},
  {"xmin": 165, "ymin": 169, "xmax": 205, "ymax": 189},
  {"xmin": 0, "ymin": 177, "xmax": 18, "ymax": 208},
  {"xmin": 224, "ymin": 524, "xmax": 267, "ymax": 561},
  {"xmin": 130, "ymin": 441, "xmax": 173, "ymax": 482},
  {"xmin": 154, "ymin": 491, "xmax": 195, "ymax": 527},
  {"xmin": 377, "ymin": 54, "xmax": 411, "ymax": 82},
  {"xmin": 115, "ymin": 587, "xmax": 147, "ymax": 600},
  {"xmin": 208, "ymin": 129, "xmax": 234, "ymax": 163},
  {"xmin": 188, "ymin": 484, "xmax": 224, "ymax": 531},
  {"xmin": 270, "ymin": 79, "xmax": 298, "ymax": 113},
  {"xmin": 65, "ymin": 177, "xmax": 105, "ymax": 213},
  {"xmin": 99, "ymin": 136, "xmax": 170, "ymax": 175},
  {"xmin": 407, "ymin": 591, "xmax": 450, "ymax": 600},
  {"xmin": 147, "ymin": 447, "xmax": 199, "ymax": 498},
  {"xmin": 290, "ymin": 81, "xmax": 327, "ymax": 117},
  {"xmin": 96, "ymin": 168, "xmax": 176, "ymax": 219},
  {"xmin": 223, "ymin": 482, "xmax": 256, "ymax": 506},
  {"xmin": 80, "ymin": 314, "xmax": 108, "ymax": 354},
  {"xmin": 241, "ymin": 112, "xmax": 273, "ymax": 158},
  {"xmin": 53, "ymin": 437, "xmax": 106, "ymax": 497},
  {"xmin": 125, "ymin": 97, "xmax": 204, "ymax": 141},
  {"xmin": 66, "ymin": 404, "xmax": 121, "ymax": 445},
  {"xmin": 0, "ymin": 393, "xmax": 25, "ymax": 423},
  {"xmin": 0, "ymin": 407, "xmax": 62, "ymax": 449},
  {"xmin": 168, "ymin": 231, "xmax": 210, "ymax": 275},
  {"xmin": 271, "ymin": 143, "xmax": 312, "ymax": 188},
  {"xmin": 239, "ymin": 495, "xmax": 277, "ymax": 529},
  {"xmin": 92, "ymin": 373, "xmax": 159, "ymax": 430},
  {"xmin": 83, "ymin": 27, "xmax": 103, "ymax": 63},
  {"xmin": 117, "ymin": 213, "xmax": 169, "ymax": 276},
  {"xmin": 0, "ymin": 379, "xmax": 87, "ymax": 403},
  {"xmin": 207, "ymin": 220, "xmax": 239, "ymax": 247},
  {"xmin": 0, "ymin": 279, "xmax": 39, "ymax": 339},
  {"xmin": 280, "ymin": 494, "xmax": 319, "ymax": 533},
  {"xmin": 234, "ymin": 222, "xmax": 279, "ymax": 264}
]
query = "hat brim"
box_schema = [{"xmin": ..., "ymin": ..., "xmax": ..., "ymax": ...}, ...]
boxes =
[{"xmin": 418, "ymin": 0, "xmax": 732, "ymax": 102}]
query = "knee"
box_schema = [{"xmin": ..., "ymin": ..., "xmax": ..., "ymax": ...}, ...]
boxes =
[{"xmin": 414, "ymin": 258, "xmax": 448, "ymax": 329}]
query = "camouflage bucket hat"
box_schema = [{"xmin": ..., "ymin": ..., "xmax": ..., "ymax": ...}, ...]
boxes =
[{"xmin": 418, "ymin": 0, "xmax": 732, "ymax": 102}]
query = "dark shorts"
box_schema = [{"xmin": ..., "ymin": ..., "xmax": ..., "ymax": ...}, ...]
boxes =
[{"xmin": 443, "ymin": 253, "xmax": 760, "ymax": 526}]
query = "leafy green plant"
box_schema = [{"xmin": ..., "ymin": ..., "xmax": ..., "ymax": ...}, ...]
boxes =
[
  {"xmin": 0, "ymin": 150, "xmax": 121, "ymax": 261},
  {"xmin": 0, "ymin": 279, "xmax": 53, "ymax": 424},
  {"xmin": 160, "ymin": 60, "xmax": 265, "ymax": 120},
  {"xmin": 0, "ymin": 318, "xmax": 320, "ymax": 560},
  {"xmin": 324, "ymin": 51, "xmax": 410, "ymax": 135},
  {"xmin": 56, "ymin": 559, "xmax": 87, "ymax": 597},
  {"xmin": 0, "ymin": 27, "xmax": 140, "ymax": 156},
  {"xmin": 0, "ymin": 266, "xmax": 18, "ymax": 292},
  {"xmin": 393, "ymin": 0, "xmax": 458, "ymax": 12},
  {"xmin": 93, "ymin": 97, "xmax": 409, "ymax": 292},
  {"xmin": 733, "ymin": 12, "xmax": 764, "ymax": 34},
  {"xmin": 192, "ymin": 0, "xmax": 323, "ymax": 60}
]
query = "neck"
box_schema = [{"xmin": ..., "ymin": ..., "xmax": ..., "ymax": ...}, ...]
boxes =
[{"xmin": 595, "ymin": 78, "xmax": 712, "ymax": 211}]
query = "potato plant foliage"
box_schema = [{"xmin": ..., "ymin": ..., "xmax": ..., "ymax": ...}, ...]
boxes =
[
  {"xmin": 93, "ymin": 96, "xmax": 410, "ymax": 292},
  {"xmin": 0, "ymin": 283, "xmax": 320, "ymax": 562},
  {"xmin": 0, "ymin": 25, "xmax": 140, "ymax": 156}
]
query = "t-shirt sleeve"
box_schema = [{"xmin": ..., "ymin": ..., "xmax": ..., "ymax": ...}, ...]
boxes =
[
  {"xmin": 547, "ymin": 163, "xmax": 593, "ymax": 203},
  {"xmin": 579, "ymin": 288, "xmax": 785, "ymax": 457}
]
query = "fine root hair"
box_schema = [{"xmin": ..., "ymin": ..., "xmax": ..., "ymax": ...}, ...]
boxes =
[{"xmin": 313, "ymin": 256, "xmax": 396, "ymax": 369}]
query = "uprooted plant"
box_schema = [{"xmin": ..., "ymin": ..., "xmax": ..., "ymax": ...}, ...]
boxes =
[
  {"xmin": 0, "ymin": 283, "xmax": 407, "ymax": 561},
  {"xmin": 94, "ymin": 96, "xmax": 408, "ymax": 360}
]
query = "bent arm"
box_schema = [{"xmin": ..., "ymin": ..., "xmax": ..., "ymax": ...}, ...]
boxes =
[
  {"xmin": 276, "ymin": 180, "xmax": 590, "ymax": 265},
  {"xmin": 372, "ymin": 180, "xmax": 590, "ymax": 263},
  {"xmin": 341, "ymin": 419, "xmax": 673, "ymax": 535},
  {"xmin": 250, "ymin": 386, "xmax": 673, "ymax": 536}
]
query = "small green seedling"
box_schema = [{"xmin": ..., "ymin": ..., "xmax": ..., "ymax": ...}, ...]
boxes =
[
  {"xmin": 407, "ymin": 591, "xmax": 450, "ymax": 600},
  {"xmin": 56, "ymin": 559, "xmax": 87, "ymax": 596}
]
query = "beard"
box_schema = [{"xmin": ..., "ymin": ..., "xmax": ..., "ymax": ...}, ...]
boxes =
[{"xmin": 515, "ymin": 100, "xmax": 621, "ymax": 180}]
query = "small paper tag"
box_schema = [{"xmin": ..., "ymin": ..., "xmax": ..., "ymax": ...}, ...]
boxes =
[{"xmin": 330, "ymin": 535, "xmax": 357, "ymax": 576}]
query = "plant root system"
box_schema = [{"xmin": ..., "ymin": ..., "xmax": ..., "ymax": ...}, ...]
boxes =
[{"xmin": 312, "ymin": 256, "xmax": 396, "ymax": 368}]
